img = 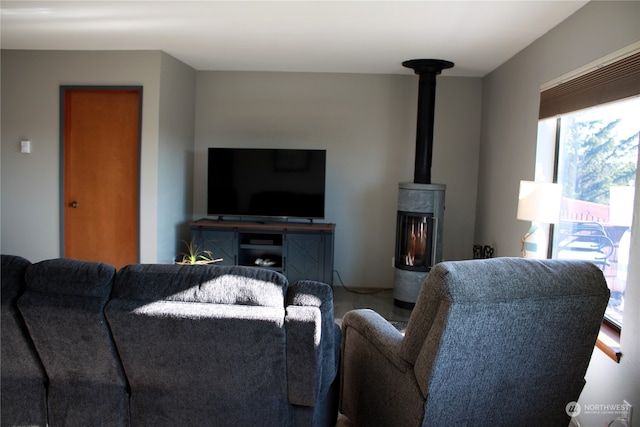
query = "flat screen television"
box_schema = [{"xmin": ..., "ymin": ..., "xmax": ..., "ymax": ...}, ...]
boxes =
[{"xmin": 207, "ymin": 148, "xmax": 326, "ymax": 219}]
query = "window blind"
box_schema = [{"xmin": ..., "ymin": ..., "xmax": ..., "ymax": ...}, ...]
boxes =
[{"xmin": 539, "ymin": 51, "xmax": 640, "ymax": 119}]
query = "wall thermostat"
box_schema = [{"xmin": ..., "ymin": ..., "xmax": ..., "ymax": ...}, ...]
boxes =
[{"xmin": 20, "ymin": 140, "xmax": 31, "ymax": 154}]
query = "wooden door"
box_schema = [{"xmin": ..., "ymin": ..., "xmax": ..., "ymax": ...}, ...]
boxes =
[{"xmin": 62, "ymin": 88, "xmax": 141, "ymax": 269}]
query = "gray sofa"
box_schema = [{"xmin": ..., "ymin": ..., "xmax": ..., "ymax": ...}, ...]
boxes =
[
  {"xmin": 340, "ymin": 257, "xmax": 609, "ymax": 426},
  {"xmin": 1, "ymin": 255, "xmax": 340, "ymax": 427},
  {"xmin": 1, "ymin": 255, "xmax": 47, "ymax": 427}
]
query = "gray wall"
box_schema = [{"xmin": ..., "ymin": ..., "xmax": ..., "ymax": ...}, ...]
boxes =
[
  {"xmin": 0, "ymin": 50, "xmax": 196, "ymax": 263},
  {"xmin": 193, "ymin": 71, "xmax": 482, "ymax": 287},
  {"xmin": 476, "ymin": 2, "xmax": 639, "ymax": 425},
  {"xmin": 1, "ymin": 50, "xmax": 480, "ymax": 285},
  {"xmin": 157, "ymin": 53, "xmax": 197, "ymax": 263}
]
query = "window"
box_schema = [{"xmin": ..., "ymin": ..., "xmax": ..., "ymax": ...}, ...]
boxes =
[
  {"xmin": 536, "ymin": 49, "xmax": 640, "ymax": 344},
  {"xmin": 539, "ymin": 98, "xmax": 639, "ymax": 329}
]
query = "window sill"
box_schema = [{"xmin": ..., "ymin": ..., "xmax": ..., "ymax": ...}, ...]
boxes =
[{"xmin": 596, "ymin": 322, "xmax": 622, "ymax": 363}]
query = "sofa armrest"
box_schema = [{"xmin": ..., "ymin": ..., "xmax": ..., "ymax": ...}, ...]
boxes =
[
  {"xmin": 285, "ymin": 281, "xmax": 340, "ymax": 407},
  {"xmin": 341, "ymin": 309, "xmax": 408, "ymax": 372},
  {"xmin": 286, "ymin": 305, "xmax": 322, "ymax": 406}
]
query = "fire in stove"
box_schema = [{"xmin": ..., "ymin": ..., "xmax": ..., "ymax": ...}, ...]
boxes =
[{"xmin": 396, "ymin": 212, "xmax": 434, "ymax": 270}]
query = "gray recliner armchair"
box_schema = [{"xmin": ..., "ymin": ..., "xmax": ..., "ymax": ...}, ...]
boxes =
[{"xmin": 340, "ymin": 258, "xmax": 609, "ymax": 426}]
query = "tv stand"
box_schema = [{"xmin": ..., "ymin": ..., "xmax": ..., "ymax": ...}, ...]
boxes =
[{"xmin": 190, "ymin": 220, "xmax": 335, "ymax": 285}]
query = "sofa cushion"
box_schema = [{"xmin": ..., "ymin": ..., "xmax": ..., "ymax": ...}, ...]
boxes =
[
  {"xmin": 106, "ymin": 263, "xmax": 292, "ymax": 426},
  {"xmin": 18, "ymin": 258, "xmax": 129, "ymax": 427},
  {"xmin": 1, "ymin": 254, "xmax": 48, "ymax": 427},
  {"xmin": 24, "ymin": 257, "xmax": 116, "ymax": 300},
  {"xmin": 111, "ymin": 263, "xmax": 288, "ymax": 307}
]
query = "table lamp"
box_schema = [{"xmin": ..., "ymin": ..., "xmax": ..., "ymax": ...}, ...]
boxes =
[
  {"xmin": 517, "ymin": 180, "xmax": 562, "ymax": 258},
  {"xmin": 609, "ymin": 185, "xmax": 635, "ymax": 226}
]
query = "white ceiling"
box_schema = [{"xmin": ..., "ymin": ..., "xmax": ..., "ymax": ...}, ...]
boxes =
[{"xmin": 0, "ymin": 1, "xmax": 589, "ymax": 77}]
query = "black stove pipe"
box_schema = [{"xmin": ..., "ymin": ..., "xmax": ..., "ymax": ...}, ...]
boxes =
[{"xmin": 402, "ymin": 59, "xmax": 454, "ymax": 184}]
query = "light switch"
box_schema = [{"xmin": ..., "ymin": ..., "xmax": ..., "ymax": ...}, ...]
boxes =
[{"xmin": 20, "ymin": 140, "xmax": 31, "ymax": 154}]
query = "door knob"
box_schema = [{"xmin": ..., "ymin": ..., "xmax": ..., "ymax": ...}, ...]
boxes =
[{"xmin": 70, "ymin": 201, "xmax": 78, "ymax": 208}]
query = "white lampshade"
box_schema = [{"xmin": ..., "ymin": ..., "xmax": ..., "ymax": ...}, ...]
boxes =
[{"xmin": 517, "ymin": 180, "xmax": 562, "ymax": 224}]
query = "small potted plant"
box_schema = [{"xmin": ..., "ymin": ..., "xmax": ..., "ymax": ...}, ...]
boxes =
[{"xmin": 176, "ymin": 240, "xmax": 222, "ymax": 265}]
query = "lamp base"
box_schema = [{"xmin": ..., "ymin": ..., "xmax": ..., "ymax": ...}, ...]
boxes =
[{"xmin": 521, "ymin": 222, "xmax": 548, "ymax": 259}]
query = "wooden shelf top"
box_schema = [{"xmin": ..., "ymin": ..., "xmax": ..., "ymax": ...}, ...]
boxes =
[{"xmin": 190, "ymin": 219, "xmax": 335, "ymax": 232}]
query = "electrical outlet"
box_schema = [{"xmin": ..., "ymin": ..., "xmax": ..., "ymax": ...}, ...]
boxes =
[{"xmin": 623, "ymin": 400, "xmax": 633, "ymax": 426}]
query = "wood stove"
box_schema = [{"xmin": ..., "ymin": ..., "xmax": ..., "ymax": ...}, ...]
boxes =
[{"xmin": 393, "ymin": 59, "xmax": 453, "ymax": 308}]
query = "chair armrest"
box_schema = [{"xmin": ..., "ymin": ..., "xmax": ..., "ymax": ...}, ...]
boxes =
[{"xmin": 341, "ymin": 309, "xmax": 409, "ymax": 372}]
